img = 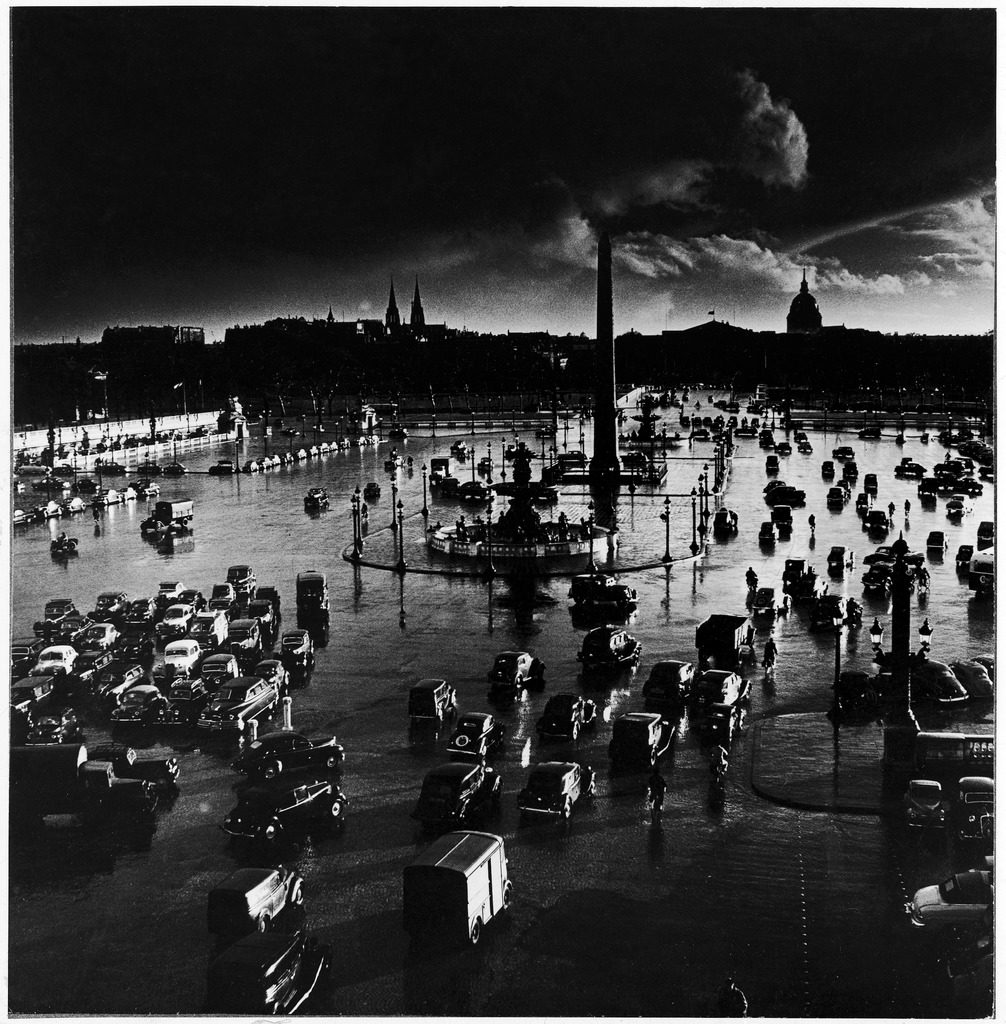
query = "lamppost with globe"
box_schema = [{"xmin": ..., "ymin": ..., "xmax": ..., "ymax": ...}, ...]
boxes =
[
  {"xmin": 660, "ymin": 496, "xmax": 672, "ymax": 564},
  {"xmin": 586, "ymin": 501, "xmax": 596, "ymax": 572},
  {"xmin": 420, "ymin": 463, "xmax": 429, "ymax": 518},
  {"xmin": 689, "ymin": 488, "xmax": 699, "ymax": 555}
]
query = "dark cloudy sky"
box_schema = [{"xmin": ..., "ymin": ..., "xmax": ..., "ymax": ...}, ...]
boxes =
[{"xmin": 12, "ymin": 8, "xmax": 995, "ymax": 344}]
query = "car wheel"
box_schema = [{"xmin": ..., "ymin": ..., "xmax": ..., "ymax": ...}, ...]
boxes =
[
  {"xmin": 561, "ymin": 798, "xmax": 573, "ymax": 820},
  {"xmin": 470, "ymin": 918, "xmax": 482, "ymax": 946},
  {"xmin": 263, "ymin": 759, "xmax": 282, "ymax": 780},
  {"xmin": 325, "ymin": 755, "xmax": 338, "ymax": 769},
  {"xmin": 502, "ymin": 882, "xmax": 512, "ymax": 911},
  {"xmin": 329, "ymin": 799, "xmax": 343, "ymax": 820},
  {"xmin": 291, "ymin": 884, "xmax": 304, "ymax": 906},
  {"xmin": 258, "ymin": 914, "xmax": 271, "ymax": 933}
]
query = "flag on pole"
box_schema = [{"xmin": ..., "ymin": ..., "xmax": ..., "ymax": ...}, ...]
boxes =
[{"xmin": 708, "ymin": 310, "xmax": 715, "ymax": 316}]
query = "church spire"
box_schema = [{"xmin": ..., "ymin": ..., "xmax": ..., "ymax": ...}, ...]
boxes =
[
  {"xmin": 327, "ymin": 305, "xmax": 335, "ymax": 323},
  {"xmin": 410, "ymin": 277, "xmax": 425, "ymax": 329},
  {"xmin": 385, "ymin": 278, "xmax": 401, "ymax": 329}
]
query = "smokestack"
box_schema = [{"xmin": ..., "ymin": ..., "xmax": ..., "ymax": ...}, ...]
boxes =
[{"xmin": 589, "ymin": 232, "xmax": 621, "ymax": 483}]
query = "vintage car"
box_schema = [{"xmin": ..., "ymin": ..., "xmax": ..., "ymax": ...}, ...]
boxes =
[
  {"xmin": 162, "ymin": 462, "xmax": 189, "ymax": 477},
  {"xmin": 246, "ymin": 599, "xmax": 278, "ymax": 645},
  {"xmin": 187, "ymin": 611, "xmax": 229, "ymax": 653},
  {"xmin": 577, "ymin": 626, "xmax": 641, "ymax": 674},
  {"xmin": 692, "ymin": 669, "xmax": 749, "ymax": 709},
  {"xmin": 809, "ymin": 594, "xmax": 854, "ymax": 631},
  {"xmin": 412, "ymin": 762, "xmax": 502, "ymax": 830},
  {"xmin": 458, "ymin": 480, "xmax": 491, "ymax": 503},
  {"xmin": 518, "ymin": 761, "xmax": 595, "ymax": 820},
  {"xmin": 855, "ymin": 493, "xmax": 872, "ymax": 517},
  {"xmin": 711, "ymin": 508, "xmax": 739, "ymax": 536},
  {"xmin": 765, "ymin": 454, "xmax": 779, "ymax": 473},
  {"xmin": 862, "ymin": 546, "xmax": 895, "ymax": 566},
  {"xmin": 948, "ymin": 661, "xmax": 993, "ymax": 698},
  {"xmin": 178, "ymin": 588, "xmax": 206, "ymax": 613},
  {"xmin": 87, "ymin": 742, "xmax": 180, "ymax": 788},
  {"xmin": 608, "ymin": 713, "xmax": 674, "ymax": 768},
  {"xmin": 208, "ymin": 583, "xmax": 239, "ymax": 618},
  {"xmin": 155, "ymin": 603, "xmax": 196, "ymax": 642},
  {"xmin": 363, "ymin": 481, "xmax": 381, "ymax": 501},
  {"xmin": 222, "ymin": 774, "xmax": 348, "ymax": 842},
  {"xmin": 976, "ymin": 520, "xmax": 994, "ymax": 547},
  {"xmin": 906, "ymin": 871, "xmax": 992, "ymax": 929},
  {"xmin": 198, "ymin": 676, "xmax": 279, "ymax": 733},
  {"xmin": 155, "ymin": 639, "xmax": 203, "ymax": 682},
  {"xmin": 783, "ymin": 562, "xmax": 828, "ymax": 602},
  {"xmin": 903, "ymin": 779, "xmax": 945, "ymax": 829},
  {"xmin": 408, "ymin": 678, "xmax": 457, "ymax": 724},
  {"xmin": 78, "ymin": 622, "xmax": 120, "ymax": 652},
  {"xmin": 110, "ymin": 683, "xmax": 170, "ymax": 726},
  {"xmin": 11, "ymin": 636, "xmax": 47, "ymax": 677},
  {"xmin": 25, "ymin": 704, "xmax": 84, "ymax": 745},
  {"xmin": 33, "ymin": 598, "xmax": 79, "ymax": 636},
  {"xmin": 205, "ymin": 930, "xmax": 331, "ymax": 1015},
  {"xmin": 117, "ymin": 623, "xmax": 156, "ymax": 662},
  {"xmin": 955, "ymin": 777, "xmax": 993, "ymax": 842},
  {"xmin": 227, "ymin": 619, "xmax": 263, "ymax": 668},
  {"xmin": 486, "ymin": 651, "xmax": 545, "ymax": 700},
  {"xmin": 698, "ymin": 701, "xmax": 744, "ymax": 746},
  {"xmin": 567, "ymin": 573, "xmax": 637, "ymax": 612},
  {"xmin": 864, "ymin": 509, "xmax": 891, "ymax": 536},
  {"xmin": 201, "ymin": 652, "xmax": 242, "ymax": 690},
  {"xmin": 909, "ymin": 660, "xmax": 968, "ymax": 704},
  {"xmin": 535, "ymin": 693, "xmax": 597, "ymax": 741},
  {"xmin": 207, "ymin": 865, "xmax": 305, "ymax": 941},
  {"xmin": 955, "ymin": 544, "xmax": 975, "ymax": 571},
  {"xmin": 447, "ymin": 712, "xmax": 506, "ymax": 761},
  {"xmin": 126, "ymin": 597, "xmax": 157, "ymax": 625},
  {"xmin": 66, "ymin": 648, "xmax": 115, "ymax": 692},
  {"xmin": 821, "ymin": 460, "xmax": 835, "ymax": 479},
  {"xmin": 827, "ymin": 546, "xmax": 855, "ymax": 573},
  {"xmin": 95, "ymin": 660, "xmax": 146, "ymax": 704},
  {"xmin": 92, "ymin": 591, "xmax": 129, "ymax": 623},
  {"xmin": 154, "ymin": 581, "xmax": 187, "ymax": 616},
  {"xmin": 750, "ymin": 587, "xmax": 790, "ymax": 619},
  {"xmin": 232, "ymin": 731, "xmax": 344, "ymax": 780},
  {"xmin": 926, "ymin": 531, "xmax": 948, "ymax": 551},
  {"xmin": 304, "ymin": 487, "xmax": 330, "ymax": 512},
  {"xmin": 641, "ymin": 661, "xmax": 695, "ymax": 714},
  {"xmin": 164, "ymin": 677, "xmax": 212, "ymax": 724},
  {"xmin": 208, "ymin": 459, "xmax": 236, "ymax": 475},
  {"xmin": 826, "ymin": 486, "xmax": 847, "ymax": 510},
  {"xmin": 862, "ymin": 564, "xmax": 894, "ymax": 595},
  {"xmin": 226, "ymin": 564, "xmax": 258, "ymax": 600},
  {"xmin": 280, "ymin": 629, "xmax": 315, "ymax": 676},
  {"xmin": 758, "ymin": 520, "xmax": 776, "ymax": 543},
  {"xmin": 797, "ymin": 440, "xmax": 813, "ymax": 454},
  {"xmin": 11, "ymin": 675, "xmax": 55, "ymax": 717},
  {"xmin": 253, "ymin": 659, "xmax": 290, "ymax": 698},
  {"xmin": 255, "ymin": 585, "xmax": 282, "ymax": 614},
  {"xmin": 32, "ymin": 645, "xmax": 78, "ymax": 676}
]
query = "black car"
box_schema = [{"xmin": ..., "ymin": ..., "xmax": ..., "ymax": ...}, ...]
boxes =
[
  {"xmin": 92, "ymin": 591, "xmax": 129, "ymax": 623},
  {"xmin": 88, "ymin": 742, "xmax": 180, "ymax": 788},
  {"xmin": 447, "ymin": 713, "xmax": 506, "ymax": 761},
  {"xmin": 577, "ymin": 626, "xmax": 642, "ymax": 674},
  {"xmin": 25, "ymin": 703, "xmax": 84, "ymax": 745},
  {"xmin": 94, "ymin": 660, "xmax": 146, "ymax": 705},
  {"xmin": 246, "ymin": 599, "xmax": 277, "ymax": 645},
  {"xmin": 411, "ymin": 762, "xmax": 502, "ymax": 830},
  {"xmin": 535, "ymin": 693, "xmax": 597, "ymax": 741},
  {"xmin": 63, "ymin": 649, "xmax": 115, "ymax": 699},
  {"xmin": 117, "ymin": 623, "xmax": 156, "ymax": 662},
  {"xmin": 279, "ymin": 629, "xmax": 315, "ymax": 676},
  {"xmin": 222, "ymin": 774, "xmax": 348, "ymax": 843},
  {"xmin": 164, "ymin": 677, "xmax": 212, "ymax": 724},
  {"xmin": 255, "ymin": 586, "xmax": 282, "ymax": 614},
  {"xmin": 126, "ymin": 598, "xmax": 157, "ymax": 625},
  {"xmin": 231, "ymin": 731, "xmax": 345, "ymax": 780},
  {"xmin": 11, "ymin": 636, "xmax": 46, "ymax": 677},
  {"xmin": 110, "ymin": 683, "xmax": 170, "ymax": 726},
  {"xmin": 177, "ymin": 588, "xmax": 206, "ymax": 613},
  {"xmin": 608, "ymin": 713, "xmax": 675, "ymax": 768}
]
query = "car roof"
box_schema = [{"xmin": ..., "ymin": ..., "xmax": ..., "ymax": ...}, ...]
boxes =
[
  {"xmin": 230, "ymin": 618, "xmax": 256, "ymax": 628},
  {"xmin": 204, "ymin": 653, "xmax": 238, "ymax": 663},
  {"xmin": 529, "ymin": 761, "xmax": 577, "ymax": 778},
  {"xmin": 619, "ymin": 712, "xmax": 661, "ymax": 724},
  {"xmin": 425, "ymin": 762, "xmax": 480, "ymax": 782},
  {"xmin": 412, "ymin": 678, "xmax": 448, "ymax": 691},
  {"xmin": 409, "ymin": 831, "xmax": 502, "ymax": 873}
]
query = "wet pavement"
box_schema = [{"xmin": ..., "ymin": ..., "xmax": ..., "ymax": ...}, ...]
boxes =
[{"xmin": 9, "ymin": 392, "xmax": 994, "ymax": 1016}]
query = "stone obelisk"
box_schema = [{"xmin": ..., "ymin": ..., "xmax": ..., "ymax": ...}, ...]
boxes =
[{"xmin": 589, "ymin": 232, "xmax": 621, "ymax": 483}]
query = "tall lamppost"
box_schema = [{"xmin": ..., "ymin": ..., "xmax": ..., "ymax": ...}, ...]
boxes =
[
  {"xmin": 697, "ymin": 474, "xmax": 707, "ymax": 536},
  {"xmin": 689, "ymin": 488, "xmax": 699, "ymax": 555},
  {"xmin": 661, "ymin": 496, "xmax": 672, "ymax": 564},
  {"xmin": 351, "ymin": 487, "xmax": 362, "ymax": 560},
  {"xmin": 702, "ymin": 464, "xmax": 711, "ymax": 520},
  {"xmin": 501, "ymin": 440, "xmax": 507, "ymax": 482},
  {"xmin": 579, "ymin": 416, "xmax": 585, "ymax": 452},
  {"xmin": 486, "ymin": 442, "xmax": 493, "ymax": 483},
  {"xmin": 421, "ymin": 463, "xmax": 429, "ymax": 517},
  {"xmin": 396, "ymin": 500, "xmax": 407, "ymax": 575},
  {"xmin": 833, "ymin": 610, "xmax": 845, "ymax": 687},
  {"xmin": 485, "ymin": 493, "xmax": 496, "ymax": 579},
  {"xmin": 587, "ymin": 500, "xmax": 596, "ymax": 572},
  {"xmin": 563, "ymin": 415, "xmax": 569, "ymax": 450},
  {"xmin": 391, "ymin": 479, "xmax": 399, "ymax": 527}
]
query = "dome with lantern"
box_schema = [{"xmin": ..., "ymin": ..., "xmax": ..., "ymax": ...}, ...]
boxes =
[{"xmin": 786, "ymin": 269, "xmax": 823, "ymax": 334}]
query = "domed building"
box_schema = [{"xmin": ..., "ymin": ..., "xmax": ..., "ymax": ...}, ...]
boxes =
[{"xmin": 786, "ymin": 270, "xmax": 822, "ymax": 334}]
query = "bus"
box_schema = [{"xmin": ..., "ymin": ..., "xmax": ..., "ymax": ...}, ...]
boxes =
[
  {"xmin": 968, "ymin": 547, "xmax": 993, "ymax": 593},
  {"xmin": 914, "ymin": 732, "xmax": 994, "ymax": 776}
]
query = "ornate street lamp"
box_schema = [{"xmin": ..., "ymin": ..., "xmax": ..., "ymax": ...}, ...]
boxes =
[
  {"xmin": 918, "ymin": 618, "xmax": 934, "ymax": 652},
  {"xmin": 661, "ymin": 496, "xmax": 672, "ymax": 564},
  {"xmin": 421, "ymin": 463, "xmax": 429, "ymax": 517},
  {"xmin": 391, "ymin": 479, "xmax": 399, "ymax": 527},
  {"xmin": 485, "ymin": 493, "xmax": 496, "ymax": 579},
  {"xmin": 396, "ymin": 500, "xmax": 407, "ymax": 575},
  {"xmin": 351, "ymin": 486, "xmax": 362, "ymax": 561},
  {"xmin": 697, "ymin": 474, "xmax": 707, "ymax": 536},
  {"xmin": 869, "ymin": 617, "xmax": 885, "ymax": 649},
  {"xmin": 689, "ymin": 488, "xmax": 699, "ymax": 555},
  {"xmin": 486, "ymin": 442, "xmax": 493, "ymax": 483},
  {"xmin": 587, "ymin": 500, "xmax": 596, "ymax": 572}
]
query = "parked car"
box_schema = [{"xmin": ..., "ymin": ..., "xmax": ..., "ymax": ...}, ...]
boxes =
[
  {"xmin": 577, "ymin": 626, "xmax": 641, "ymax": 674},
  {"xmin": 198, "ymin": 677, "xmax": 279, "ymax": 733},
  {"xmin": 164, "ymin": 677, "xmax": 212, "ymax": 724},
  {"xmin": 906, "ymin": 871, "xmax": 992, "ymax": 929},
  {"xmin": 280, "ymin": 629, "xmax": 315, "ymax": 676},
  {"xmin": 32, "ymin": 645, "xmax": 78, "ymax": 676},
  {"xmin": 33, "ymin": 597, "xmax": 79, "ymax": 635},
  {"xmin": 95, "ymin": 660, "xmax": 146, "ymax": 704},
  {"xmin": 247, "ymin": 599, "xmax": 278, "ymax": 645},
  {"xmin": 641, "ymin": 661, "xmax": 695, "ymax": 714},
  {"xmin": 155, "ymin": 604, "xmax": 196, "ymax": 642},
  {"xmin": 232, "ymin": 731, "xmax": 344, "ymax": 780},
  {"xmin": 222, "ymin": 774, "xmax": 347, "ymax": 842},
  {"xmin": 226, "ymin": 564, "xmax": 258, "ymax": 600},
  {"xmin": 486, "ymin": 651, "xmax": 545, "ymax": 700},
  {"xmin": 403, "ymin": 830, "xmax": 511, "ymax": 947},
  {"xmin": 208, "ymin": 583, "xmax": 239, "ymax": 618},
  {"xmin": 205, "ymin": 930, "xmax": 330, "ymax": 1014},
  {"xmin": 178, "ymin": 588, "xmax": 206, "ymax": 613},
  {"xmin": 692, "ymin": 669, "xmax": 749, "ymax": 708},
  {"xmin": 110, "ymin": 683, "xmax": 170, "ymax": 726},
  {"xmin": 11, "ymin": 675, "xmax": 55, "ymax": 718},
  {"xmin": 118, "ymin": 622, "xmax": 156, "ymax": 662},
  {"xmin": 608, "ymin": 712, "xmax": 674, "ymax": 767},
  {"xmin": 256, "ymin": 585, "xmax": 282, "ymax": 614},
  {"xmin": 188, "ymin": 610, "xmax": 229, "ymax": 653},
  {"xmin": 903, "ymin": 779, "xmax": 945, "ymax": 828},
  {"xmin": 67, "ymin": 649, "xmax": 115, "ymax": 696},
  {"xmin": 78, "ymin": 622, "xmax": 120, "ymax": 652},
  {"xmin": 200, "ymin": 653, "xmax": 242, "ymax": 691},
  {"xmin": 11, "ymin": 636, "xmax": 47, "ymax": 677},
  {"xmin": 535, "ymin": 693, "xmax": 597, "ymax": 741},
  {"xmin": 25, "ymin": 704, "xmax": 84, "ymax": 745},
  {"xmin": 948, "ymin": 661, "xmax": 993, "ymax": 698},
  {"xmin": 447, "ymin": 712, "xmax": 505, "ymax": 761},
  {"xmin": 518, "ymin": 761, "xmax": 595, "ymax": 820},
  {"xmin": 751, "ymin": 587, "xmax": 790, "ymax": 619},
  {"xmin": 87, "ymin": 742, "xmax": 180, "ymax": 788},
  {"xmin": 92, "ymin": 591, "xmax": 129, "ymax": 623},
  {"xmin": 207, "ymin": 865, "xmax": 305, "ymax": 941},
  {"xmin": 156, "ymin": 638, "xmax": 203, "ymax": 682},
  {"xmin": 408, "ymin": 678, "xmax": 457, "ymax": 724},
  {"xmin": 253, "ymin": 659, "xmax": 290, "ymax": 699},
  {"xmin": 955, "ymin": 777, "xmax": 993, "ymax": 842},
  {"xmin": 154, "ymin": 581, "xmax": 186, "ymax": 617},
  {"xmin": 909, "ymin": 660, "xmax": 969, "ymax": 704},
  {"xmin": 412, "ymin": 761, "xmax": 502, "ymax": 830},
  {"xmin": 228, "ymin": 619, "xmax": 263, "ymax": 668}
]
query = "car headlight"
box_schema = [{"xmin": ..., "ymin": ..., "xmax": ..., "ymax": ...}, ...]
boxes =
[{"xmin": 264, "ymin": 823, "xmax": 277, "ymax": 839}]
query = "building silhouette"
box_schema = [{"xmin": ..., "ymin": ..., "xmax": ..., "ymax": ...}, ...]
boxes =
[
  {"xmin": 385, "ymin": 280, "xmax": 401, "ymax": 330},
  {"xmin": 787, "ymin": 269, "xmax": 823, "ymax": 333},
  {"xmin": 410, "ymin": 278, "xmax": 426, "ymax": 330}
]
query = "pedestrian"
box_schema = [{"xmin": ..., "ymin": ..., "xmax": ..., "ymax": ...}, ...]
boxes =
[
  {"xmin": 763, "ymin": 636, "xmax": 778, "ymax": 671},
  {"xmin": 647, "ymin": 767, "xmax": 667, "ymax": 822},
  {"xmin": 92, "ymin": 504, "xmax": 101, "ymax": 524},
  {"xmin": 808, "ymin": 513, "xmax": 816, "ymax": 534},
  {"xmin": 718, "ymin": 977, "xmax": 749, "ymax": 1017},
  {"xmin": 904, "ymin": 499, "xmax": 911, "ymax": 517}
]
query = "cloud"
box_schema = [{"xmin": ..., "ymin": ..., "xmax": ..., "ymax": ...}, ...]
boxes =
[
  {"xmin": 590, "ymin": 159, "xmax": 713, "ymax": 218},
  {"xmin": 883, "ymin": 192, "xmax": 994, "ymax": 279},
  {"xmin": 735, "ymin": 69, "xmax": 809, "ymax": 188}
]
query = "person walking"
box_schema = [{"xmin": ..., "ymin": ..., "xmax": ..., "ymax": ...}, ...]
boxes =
[
  {"xmin": 904, "ymin": 499, "xmax": 911, "ymax": 517},
  {"xmin": 808, "ymin": 513, "xmax": 816, "ymax": 534},
  {"xmin": 647, "ymin": 767, "xmax": 667, "ymax": 823},
  {"xmin": 763, "ymin": 636, "xmax": 778, "ymax": 672}
]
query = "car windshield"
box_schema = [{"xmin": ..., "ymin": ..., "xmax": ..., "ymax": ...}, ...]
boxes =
[
  {"xmin": 121, "ymin": 690, "xmax": 150, "ymax": 705},
  {"xmin": 39, "ymin": 652, "xmax": 65, "ymax": 663},
  {"xmin": 96, "ymin": 596, "xmax": 117, "ymax": 609},
  {"xmin": 282, "ymin": 636, "xmax": 304, "ymax": 648},
  {"xmin": 165, "ymin": 608, "xmax": 186, "ymax": 620}
]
